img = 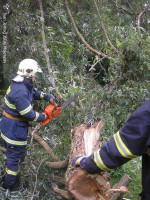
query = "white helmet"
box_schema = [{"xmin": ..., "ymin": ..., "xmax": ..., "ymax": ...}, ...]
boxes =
[{"xmin": 17, "ymin": 59, "xmax": 42, "ymax": 78}]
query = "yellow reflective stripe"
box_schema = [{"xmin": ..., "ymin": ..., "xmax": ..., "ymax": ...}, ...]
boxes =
[
  {"xmin": 4, "ymin": 97, "xmax": 16, "ymax": 109},
  {"xmin": 6, "ymin": 86, "xmax": 11, "ymax": 95},
  {"xmin": 19, "ymin": 105, "xmax": 32, "ymax": 115},
  {"xmin": 33, "ymin": 112, "xmax": 39, "ymax": 121},
  {"xmin": 1, "ymin": 133, "xmax": 27, "ymax": 146},
  {"xmin": 94, "ymin": 150, "xmax": 110, "ymax": 171},
  {"xmin": 76, "ymin": 156, "xmax": 84, "ymax": 165},
  {"xmin": 6, "ymin": 168, "xmax": 17, "ymax": 176},
  {"xmin": 40, "ymin": 92, "xmax": 45, "ymax": 99},
  {"xmin": 114, "ymin": 131, "xmax": 137, "ymax": 159}
]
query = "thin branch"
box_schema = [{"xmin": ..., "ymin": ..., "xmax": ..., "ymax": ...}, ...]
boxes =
[
  {"xmin": 93, "ymin": 0, "xmax": 120, "ymax": 54},
  {"xmin": 38, "ymin": 0, "xmax": 64, "ymax": 100},
  {"xmin": 64, "ymin": 0, "xmax": 110, "ymax": 59},
  {"xmin": 137, "ymin": 10, "xmax": 145, "ymax": 29},
  {"xmin": 30, "ymin": 159, "xmax": 46, "ymax": 200},
  {"xmin": 89, "ymin": 59, "xmax": 101, "ymax": 71},
  {"xmin": 110, "ymin": 0, "xmax": 136, "ymax": 15},
  {"xmin": 126, "ymin": 0, "xmax": 136, "ymax": 15}
]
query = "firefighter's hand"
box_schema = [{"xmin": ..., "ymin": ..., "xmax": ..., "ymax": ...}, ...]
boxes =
[
  {"xmin": 49, "ymin": 96, "xmax": 55, "ymax": 105},
  {"xmin": 72, "ymin": 156, "xmax": 86, "ymax": 167}
]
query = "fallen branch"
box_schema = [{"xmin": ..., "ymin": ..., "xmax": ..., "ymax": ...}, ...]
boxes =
[
  {"xmin": 45, "ymin": 157, "xmax": 69, "ymax": 169},
  {"xmin": 30, "ymin": 125, "xmax": 60, "ymax": 161}
]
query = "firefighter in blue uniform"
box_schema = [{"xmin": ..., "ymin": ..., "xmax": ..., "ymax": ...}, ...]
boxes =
[
  {"xmin": 1, "ymin": 59, "xmax": 55, "ymax": 191},
  {"xmin": 72, "ymin": 99, "xmax": 150, "ymax": 200}
]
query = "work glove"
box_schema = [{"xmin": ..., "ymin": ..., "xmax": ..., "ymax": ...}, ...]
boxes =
[
  {"xmin": 72, "ymin": 156, "xmax": 86, "ymax": 168},
  {"xmin": 49, "ymin": 96, "xmax": 55, "ymax": 105}
]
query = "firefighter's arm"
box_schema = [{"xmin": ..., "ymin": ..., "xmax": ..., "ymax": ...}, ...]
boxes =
[
  {"xmin": 14, "ymin": 91, "xmax": 47, "ymax": 122},
  {"xmin": 73, "ymin": 106, "xmax": 150, "ymax": 174},
  {"xmin": 33, "ymin": 88, "xmax": 54, "ymax": 103}
]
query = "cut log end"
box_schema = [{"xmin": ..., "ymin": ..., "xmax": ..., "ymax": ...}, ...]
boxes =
[{"xmin": 67, "ymin": 168, "xmax": 111, "ymax": 200}]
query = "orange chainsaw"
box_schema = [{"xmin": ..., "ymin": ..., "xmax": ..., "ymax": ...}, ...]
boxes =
[{"xmin": 40, "ymin": 94, "xmax": 79, "ymax": 126}]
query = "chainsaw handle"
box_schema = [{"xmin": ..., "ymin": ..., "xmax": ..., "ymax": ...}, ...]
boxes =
[{"xmin": 40, "ymin": 104, "xmax": 62, "ymax": 126}]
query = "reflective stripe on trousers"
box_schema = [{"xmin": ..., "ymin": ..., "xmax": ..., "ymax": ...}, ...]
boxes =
[{"xmin": 3, "ymin": 141, "xmax": 26, "ymax": 188}]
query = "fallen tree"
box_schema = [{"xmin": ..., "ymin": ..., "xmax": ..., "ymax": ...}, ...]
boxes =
[{"xmin": 31, "ymin": 121, "xmax": 131, "ymax": 200}]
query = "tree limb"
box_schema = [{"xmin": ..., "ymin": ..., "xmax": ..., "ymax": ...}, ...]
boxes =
[
  {"xmin": 64, "ymin": 0, "xmax": 111, "ymax": 59},
  {"xmin": 93, "ymin": 0, "xmax": 120, "ymax": 54}
]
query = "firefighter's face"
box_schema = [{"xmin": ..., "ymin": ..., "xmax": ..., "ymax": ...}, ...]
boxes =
[{"xmin": 32, "ymin": 75, "xmax": 36, "ymax": 82}]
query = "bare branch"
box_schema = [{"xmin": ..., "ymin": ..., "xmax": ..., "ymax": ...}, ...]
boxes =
[
  {"xmin": 137, "ymin": 10, "xmax": 145, "ymax": 29},
  {"xmin": 64, "ymin": 0, "xmax": 111, "ymax": 59}
]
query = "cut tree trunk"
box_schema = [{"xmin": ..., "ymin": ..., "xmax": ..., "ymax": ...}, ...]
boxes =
[{"xmin": 64, "ymin": 121, "xmax": 131, "ymax": 200}]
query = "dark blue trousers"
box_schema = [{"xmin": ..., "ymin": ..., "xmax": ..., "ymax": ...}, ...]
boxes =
[{"xmin": 3, "ymin": 142, "xmax": 26, "ymax": 188}]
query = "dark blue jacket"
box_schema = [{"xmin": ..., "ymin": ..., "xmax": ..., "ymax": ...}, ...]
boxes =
[
  {"xmin": 1, "ymin": 79, "xmax": 53, "ymax": 146},
  {"xmin": 84, "ymin": 99, "xmax": 150, "ymax": 199}
]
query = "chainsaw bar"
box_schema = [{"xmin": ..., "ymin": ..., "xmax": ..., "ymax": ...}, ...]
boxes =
[{"xmin": 61, "ymin": 93, "xmax": 79, "ymax": 110}]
